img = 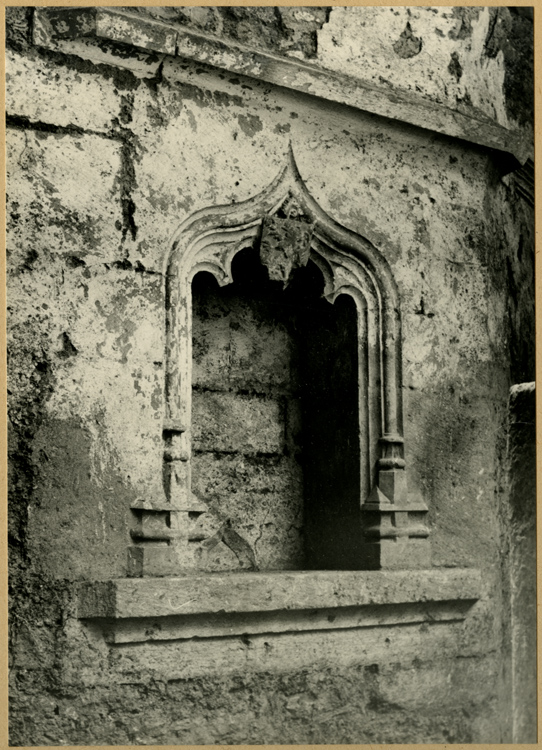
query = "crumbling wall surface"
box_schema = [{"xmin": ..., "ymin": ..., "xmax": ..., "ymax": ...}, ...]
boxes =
[
  {"xmin": 124, "ymin": 5, "xmax": 533, "ymax": 134},
  {"xmin": 8, "ymin": 609, "xmax": 505, "ymax": 745},
  {"xmin": 7, "ymin": 7, "xmax": 534, "ymax": 746},
  {"xmin": 126, "ymin": 5, "xmax": 332, "ymax": 61},
  {"xmin": 190, "ymin": 265, "xmax": 305, "ymax": 572},
  {"xmin": 317, "ymin": 6, "xmax": 533, "ymax": 132}
]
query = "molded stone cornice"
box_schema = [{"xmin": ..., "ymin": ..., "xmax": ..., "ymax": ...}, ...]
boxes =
[
  {"xmin": 33, "ymin": 6, "xmax": 530, "ymax": 165},
  {"xmin": 78, "ymin": 568, "xmax": 482, "ymax": 619},
  {"xmin": 77, "ymin": 568, "xmax": 482, "ymax": 642}
]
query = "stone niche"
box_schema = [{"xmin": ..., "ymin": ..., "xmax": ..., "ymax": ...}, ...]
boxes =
[
  {"xmin": 190, "ymin": 246, "xmax": 359, "ymax": 572},
  {"xmin": 78, "ymin": 150, "xmax": 482, "ymax": 639},
  {"xmin": 128, "ymin": 149, "xmax": 432, "ymax": 578}
]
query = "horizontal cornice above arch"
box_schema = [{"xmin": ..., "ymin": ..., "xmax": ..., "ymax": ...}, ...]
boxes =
[{"xmin": 33, "ymin": 6, "xmax": 530, "ymax": 166}]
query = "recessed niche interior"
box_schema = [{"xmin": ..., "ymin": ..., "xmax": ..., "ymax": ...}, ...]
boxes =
[{"xmin": 190, "ymin": 247, "xmax": 361, "ymax": 572}]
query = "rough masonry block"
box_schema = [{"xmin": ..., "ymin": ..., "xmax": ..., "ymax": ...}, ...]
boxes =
[{"xmin": 192, "ymin": 391, "xmax": 284, "ymax": 454}]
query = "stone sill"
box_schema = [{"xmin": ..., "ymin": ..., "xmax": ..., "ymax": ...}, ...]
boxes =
[
  {"xmin": 32, "ymin": 7, "xmax": 529, "ymax": 165},
  {"xmin": 78, "ymin": 568, "xmax": 481, "ymax": 644}
]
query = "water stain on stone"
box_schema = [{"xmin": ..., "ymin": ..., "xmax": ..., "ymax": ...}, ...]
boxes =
[
  {"xmin": 274, "ymin": 123, "xmax": 291, "ymax": 134},
  {"xmin": 448, "ymin": 6, "xmax": 480, "ymax": 41},
  {"xmin": 57, "ymin": 332, "xmax": 78, "ymax": 359},
  {"xmin": 393, "ymin": 22, "xmax": 422, "ymax": 59},
  {"xmin": 448, "ymin": 52, "xmax": 463, "ymax": 82}
]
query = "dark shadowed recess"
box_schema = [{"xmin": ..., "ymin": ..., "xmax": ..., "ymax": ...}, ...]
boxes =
[{"xmin": 192, "ymin": 247, "xmax": 361, "ymax": 570}]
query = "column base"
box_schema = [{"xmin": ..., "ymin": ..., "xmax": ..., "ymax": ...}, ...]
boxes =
[
  {"xmin": 360, "ymin": 537, "xmax": 431, "ymax": 570},
  {"xmin": 128, "ymin": 545, "xmax": 190, "ymax": 577}
]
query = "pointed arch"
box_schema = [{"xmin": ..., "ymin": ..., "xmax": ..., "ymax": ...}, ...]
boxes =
[
  {"xmin": 127, "ymin": 146, "xmax": 430, "ymax": 576},
  {"xmin": 164, "ymin": 146, "xmax": 403, "ymax": 446}
]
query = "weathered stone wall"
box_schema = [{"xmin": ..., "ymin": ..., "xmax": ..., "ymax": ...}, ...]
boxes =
[
  {"xmin": 7, "ymin": 6, "xmax": 534, "ymax": 745},
  {"xmin": 191, "ymin": 261, "xmax": 305, "ymax": 572},
  {"xmin": 124, "ymin": 5, "xmax": 534, "ymax": 133}
]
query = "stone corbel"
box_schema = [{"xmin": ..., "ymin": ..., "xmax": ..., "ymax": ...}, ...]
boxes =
[{"xmin": 259, "ymin": 196, "xmax": 314, "ymax": 286}]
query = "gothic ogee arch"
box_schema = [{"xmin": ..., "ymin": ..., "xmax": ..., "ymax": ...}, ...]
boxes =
[{"xmin": 131, "ymin": 145, "xmax": 430, "ymax": 574}]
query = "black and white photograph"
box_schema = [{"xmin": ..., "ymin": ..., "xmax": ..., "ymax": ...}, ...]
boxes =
[{"xmin": 6, "ymin": 4, "xmax": 535, "ymax": 745}]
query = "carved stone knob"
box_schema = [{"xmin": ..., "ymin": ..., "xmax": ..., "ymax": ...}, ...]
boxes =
[{"xmin": 259, "ymin": 214, "xmax": 313, "ymax": 286}]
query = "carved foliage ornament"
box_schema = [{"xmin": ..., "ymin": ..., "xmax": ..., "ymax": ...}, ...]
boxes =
[
  {"xmin": 260, "ymin": 212, "xmax": 313, "ymax": 286},
  {"xmin": 128, "ymin": 146, "xmax": 430, "ymax": 576}
]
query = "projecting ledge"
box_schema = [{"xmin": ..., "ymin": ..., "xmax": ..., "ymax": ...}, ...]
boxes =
[
  {"xmin": 77, "ymin": 569, "xmax": 481, "ymax": 643},
  {"xmin": 33, "ymin": 7, "xmax": 530, "ymax": 164}
]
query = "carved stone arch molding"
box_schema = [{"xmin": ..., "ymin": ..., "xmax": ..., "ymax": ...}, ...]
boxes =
[{"xmin": 128, "ymin": 147, "xmax": 430, "ymax": 577}]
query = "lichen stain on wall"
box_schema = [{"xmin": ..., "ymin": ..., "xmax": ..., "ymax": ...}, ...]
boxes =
[{"xmin": 317, "ymin": 7, "xmax": 533, "ymax": 132}]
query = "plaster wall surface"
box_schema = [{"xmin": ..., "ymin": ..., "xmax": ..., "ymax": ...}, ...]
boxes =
[
  {"xmin": 123, "ymin": 5, "xmax": 534, "ymax": 133},
  {"xmin": 6, "ymin": 7, "xmax": 535, "ymax": 746}
]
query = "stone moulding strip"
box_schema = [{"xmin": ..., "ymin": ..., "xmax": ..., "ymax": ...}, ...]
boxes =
[
  {"xmin": 78, "ymin": 568, "xmax": 481, "ymax": 622},
  {"xmin": 94, "ymin": 600, "xmax": 476, "ymax": 644},
  {"xmin": 33, "ymin": 7, "xmax": 529, "ymax": 164}
]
